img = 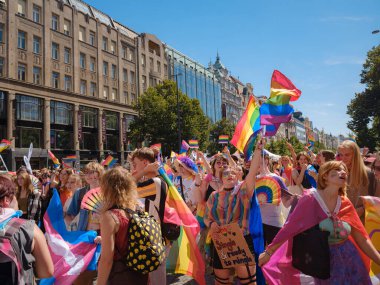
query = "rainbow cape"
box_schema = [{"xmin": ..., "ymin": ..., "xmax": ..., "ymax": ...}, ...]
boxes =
[
  {"xmin": 48, "ymin": 150, "xmax": 60, "ymax": 168},
  {"xmin": 158, "ymin": 168, "xmax": 205, "ymax": 285},
  {"xmin": 362, "ymin": 196, "xmax": 380, "ymax": 284},
  {"xmin": 260, "ymin": 70, "xmax": 301, "ymax": 129}
]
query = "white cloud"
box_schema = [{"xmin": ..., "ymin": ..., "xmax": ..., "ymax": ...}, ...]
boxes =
[{"xmin": 319, "ymin": 16, "xmax": 372, "ymax": 22}]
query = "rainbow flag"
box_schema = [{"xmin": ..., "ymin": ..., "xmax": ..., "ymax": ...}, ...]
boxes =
[
  {"xmin": 260, "ymin": 70, "xmax": 301, "ymax": 127},
  {"xmin": 158, "ymin": 168, "xmax": 205, "ymax": 285},
  {"xmin": 150, "ymin": 143, "xmax": 162, "ymax": 152},
  {"xmin": 218, "ymin": 135, "xmax": 229, "ymax": 144},
  {"xmin": 180, "ymin": 140, "xmax": 190, "ymax": 154},
  {"xmin": 48, "ymin": 150, "xmax": 60, "ymax": 168},
  {"xmin": 0, "ymin": 139, "xmax": 11, "ymax": 153},
  {"xmin": 101, "ymin": 155, "xmax": 117, "ymax": 167},
  {"xmin": 62, "ymin": 155, "xmax": 76, "ymax": 163},
  {"xmin": 163, "ymin": 163, "xmax": 174, "ymax": 180},
  {"xmin": 231, "ymin": 96, "xmax": 261, "ymax": 160},
  {"xmin": 188, "ymin": 140, "xmax": 199, "ymax": 149},
  {"xmin": 362, "ymin": 196, "xmax": 380, "ymax": 284}
]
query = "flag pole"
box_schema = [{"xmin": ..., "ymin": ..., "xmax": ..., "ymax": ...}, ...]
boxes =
[{"xmin": 0, "ymin": 154, "xmax": 9, "ymax": 172}]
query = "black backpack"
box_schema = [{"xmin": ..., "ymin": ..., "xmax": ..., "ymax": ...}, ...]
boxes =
[{"xmin": 123, "ymin": 208, "xmax": 166, "ymax": 274}]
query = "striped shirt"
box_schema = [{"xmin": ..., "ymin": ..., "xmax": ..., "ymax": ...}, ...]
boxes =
[{"xmin": 204, "ymin": 181, "xmax": 251, "ymax": 235}]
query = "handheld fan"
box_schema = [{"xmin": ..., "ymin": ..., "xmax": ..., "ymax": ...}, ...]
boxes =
[
  {"xmin": 255, "ymin": 176, "xmax": 282, "ymax": 205},
  {"xmin": 80, "ymin": 187, "xmax": 104, "ymax": 213}
]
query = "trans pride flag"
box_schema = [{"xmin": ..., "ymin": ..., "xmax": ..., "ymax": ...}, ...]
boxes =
[
  {"xmin": 231, "ymin": 96, "xmax": 261, "ymax": 160},
  {"xmin": 260, "ymin": 70, "xmax": 301, "ymax": 128},
  {"xmin": 362, "ymin": 196, "xmax": 380, "ymax": 284},
  {"xmin": 158, "ymin": 168, "xmax": 205, "ymax": 285},
  {"xmin": 40, "ymin": 190, "xmax": 100, "ymax": 285}
]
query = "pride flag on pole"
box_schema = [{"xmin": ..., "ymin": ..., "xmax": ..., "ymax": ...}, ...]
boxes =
[
  {"xmin": 180, "ymin": 140, "xmax": 190, "ymax": 154},
  {"xmin": 218, "ymin": 135, "xmax": 229, "ymax": 144},
  {"xmin": 40, "ymin": 190, "xmax": 100, "ymax": 285},
  {"xmin": 48, "ymin": 150, "xmax": 60, "ymax": 168},
  {"xmin": 158, "ymin": 168, "xmax": 205, "ymax": 285},
  {"xmin": 362, "ymin": 196, "xmax": 380, "ymax": 284},
  {"xmin": 188, "ymin": 140, "xmax": 199, "ymax": 149},
  {"xmin": 260, "ymin": 70, "xmax": 301, "ymax": 128},
  {"xmin": 101, "ymin": 155, "xmax": 117, "ymax": 167},
  {"xmin": 0, "ymin": 139, "xmax": 11, "ymax": 153},
  {"xmin": 231, "ymin": 96, "xmax": 261, "ymax": 160}
]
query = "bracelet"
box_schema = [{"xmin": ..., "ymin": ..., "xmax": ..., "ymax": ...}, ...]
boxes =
[
  {"xmin": 264, "ymin": 250, "xmax": 272, "ymax": 257},
  {"xmin": 195, "ymin": 183, "xmax": 201, "ymax": 187}
]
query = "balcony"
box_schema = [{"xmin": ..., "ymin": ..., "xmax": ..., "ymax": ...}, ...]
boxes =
[{"xmin": 149, "ymin": 70, "xmax": 161, "ymax": 78}]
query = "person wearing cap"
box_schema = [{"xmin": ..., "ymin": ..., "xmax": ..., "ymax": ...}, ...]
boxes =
[{"xmin": 174, "ymin": 156, "xmax": 199, "ymax": 212}]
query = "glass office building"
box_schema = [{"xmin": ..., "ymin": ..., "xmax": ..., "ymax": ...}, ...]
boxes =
[{"xmin": 166, "ymin": 46, "xmax": 222, "ymax": 122}]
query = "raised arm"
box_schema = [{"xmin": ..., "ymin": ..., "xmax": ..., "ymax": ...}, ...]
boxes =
[
  {"xmin": 32, "ymin": 225, "xmax": 54, "ymax": 278},
  {"xmin": 222, "ymin": 146, "xmax": 237, "ymax": 168},
  {"xmin": 286, "ymin": 142, "xmax": 297, "ymax": 166},
  {"xmin": 197, "ymin": 150, "xmax": 212, "ymax": 175},
  {"xmin": 245, "ymin": 138, "xmax": 264, "ymax": 197}
]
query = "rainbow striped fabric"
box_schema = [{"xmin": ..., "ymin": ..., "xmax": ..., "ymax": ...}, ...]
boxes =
[
  {"xmin": 180, "ymin": 140, "xmax": 190, "ymax": 153},
  {"xmin": 188, "ymin": 140, "xmax": 199, "ymax": 149},
  {"xmin": 231, "ymin": 96, "xmax": 261, "ymax": 160},
  {"xmin": 362, "ymin": 196, "xmax": 380, "ymax": 284},
  {"xmin": 218, "ymin": 135, "xmax": 229, "ymax": 144},
  {"xmin": 62, "ymin": 155, "xmax": 76, "ymax": 163},
  {"xmin": 150, "ymin": 143, "xmax": 162, "ymax": 152},
  {"xmin": 48, "ymin": 150, "xmax": 60, "ymax": 168},
  {"xmin": 0, "ymin": 139, "xmax": 11, "ymax": 153},
  {"xmin": 101, "ymin": 155, "xmax": 117, "ymax": 167},
  {"xmin": 260, "ymin": 70, "xmax": 301, "ymax": 127},
  {"xmin": 158, "ymin": 168, "xmax": 205, "ymax": 285}
]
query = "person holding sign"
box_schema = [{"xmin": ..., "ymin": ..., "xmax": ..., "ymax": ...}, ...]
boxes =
[{"xmin": 204, "ymin": 138, "xmax": 263, "ymax": 285}]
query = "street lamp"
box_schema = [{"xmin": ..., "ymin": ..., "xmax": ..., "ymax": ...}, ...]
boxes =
[{"xmin": 170, "ymin": 73, "xmax": 183, "ymax": 153}]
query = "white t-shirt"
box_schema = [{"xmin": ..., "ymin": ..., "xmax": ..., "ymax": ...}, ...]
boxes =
[{"xmin": 174, "ymin": 175, "xmax": 196, "ymax": 205}]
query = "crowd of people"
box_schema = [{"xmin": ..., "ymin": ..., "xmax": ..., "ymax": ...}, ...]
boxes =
[{"xmin": 0, "ymin": 138, "xmax": 380, "ymax": 285}]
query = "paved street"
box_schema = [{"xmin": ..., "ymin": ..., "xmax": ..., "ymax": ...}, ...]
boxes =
[{"xmin": 167, "ymin": 274, "xmax": 215, "ymax": 285}]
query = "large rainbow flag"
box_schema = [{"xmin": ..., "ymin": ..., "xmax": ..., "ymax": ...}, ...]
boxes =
[
  {"xmin": 158, "ymin": 168, "xmax": 205, "ymax": 285},
  {"xmin": 231, "ymin": 96, "xmax": 261, "ymax": 160},
  {"xmin": 362, "ymin": 196, "xmax": 380, "ymax": 284},
  {"xmin": 260, "ymin": 70, "xmax": 301, "ymax": 127}
]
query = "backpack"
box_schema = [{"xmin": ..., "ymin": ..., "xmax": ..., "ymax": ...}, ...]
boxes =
[{"xmin": 124, "ymin": 208, "xmax": 166, "ymax": 274}]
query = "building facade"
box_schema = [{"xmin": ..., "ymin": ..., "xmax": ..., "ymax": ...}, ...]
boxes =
[
  {"xmin": 166, "ymin": 45, "xmax": 222, "ymax": 123},
  {"xmin": 0, "ymin": 0, "xmax": 141, "ymax": 170}
]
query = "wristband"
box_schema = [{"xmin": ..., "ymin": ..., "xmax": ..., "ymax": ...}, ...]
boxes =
[{"xmin": 264, "ymin": 250, "xmax": 272, "ymax": 257}]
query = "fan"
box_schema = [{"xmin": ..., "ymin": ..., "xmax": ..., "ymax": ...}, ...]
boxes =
[
  {"xmin": 255, "ymin": 176, "xmax": 282, "ymax": 205},
  {"xmin": 80, "ymin": 187, "xmax": 104, "ymax": 213}
]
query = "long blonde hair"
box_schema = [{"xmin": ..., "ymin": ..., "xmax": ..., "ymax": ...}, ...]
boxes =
[
  {"xmin": 317, "ymin": 161, "xmax": 347, "ymax": 196},
  {"xmin": 100, "ymin": 167, "xmax": 138, "ymax": 211},
  {"xmin": 338, "ymin": 140, "xmax": 368, "ymax": 190}
]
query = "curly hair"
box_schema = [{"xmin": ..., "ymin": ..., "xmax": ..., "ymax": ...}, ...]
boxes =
[{"xmin": 100, "ymin": 167, "xmax": 138, "ymax": 211}]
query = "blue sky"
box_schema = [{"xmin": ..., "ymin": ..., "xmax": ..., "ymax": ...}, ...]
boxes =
[{"xmin": 86, "ymin": 0, "xmax": 380, "ymax": 136}]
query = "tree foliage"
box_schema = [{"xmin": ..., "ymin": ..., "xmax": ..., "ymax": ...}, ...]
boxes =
[
  {"xmin": 207, "ymin": 119, "xmax": 237, "ymax": 155},
  {"xmin": 129, "ymin": 80, "xmax": 211, "ymax": 156},
  {"xmin": 347, "ymin": 45, "xmax": 380, "ymax": 150}
]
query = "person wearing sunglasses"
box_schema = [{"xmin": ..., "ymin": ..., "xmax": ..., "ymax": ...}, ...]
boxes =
[{"xmin": 204, "ymin": 140, "xmax": 264, "ymax": 285}]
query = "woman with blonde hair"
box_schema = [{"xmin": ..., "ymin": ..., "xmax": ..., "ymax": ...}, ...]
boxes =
[
  {"xmin": 337, "ymin": 140, "xmax": 377, "ymax": 218},
  {"xmin": 97, "ymin": 167, "xmax": 148, "ymax": 285},
  {"xmin": 259, "ymin": 161, "xmax": 380, "ymax": 284}
]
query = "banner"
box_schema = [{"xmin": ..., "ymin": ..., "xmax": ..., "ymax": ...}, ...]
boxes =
[{"xmin": 77, "ymin": 110, "xmax": 83, "ymax": 142}]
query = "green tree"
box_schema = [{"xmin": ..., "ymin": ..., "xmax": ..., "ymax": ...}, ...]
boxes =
[
  {"xmin": 208, "ymin": 119, "xmax": 236, "ymax": 155},
  {"xmin": 129, "ymin": 81, "xmax": 211, "ymax": 156},
  {"xmin": 347, "ymin": 45, "xmax": 380, "ymax": 151}
]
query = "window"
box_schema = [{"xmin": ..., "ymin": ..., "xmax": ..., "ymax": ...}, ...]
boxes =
[
  {"xmin": 103, "ymin": 86, "xmax": 109, "ymax": 99},
  {"xmin": 142, "ymin": 75, "xmax": 146, "ymax": 90},
  {"xmin": 111, "ymin": 64, "xmax": 116, "ymax": 79},
  {"xmin": 105, "ymin": 111, "xmax": 118, "ymax": 131},
  {"xmin": 149, "ymin": 57, "xmax": 153, "ymax": 70},
  {"xmin": 64, "ymin": 75, "xmax": 71, "ymax": 91},
  {"xmin": 50, "ymin": 101, "xmax": 73, "ymax": 126},
  {"xmin": 51, "ymin": 42, "xmax": 59, "ymax": 60},
  {"xmin": 17, "ymin": 0, "xmax": 26, "ymax": 17},
  {"xmin": 0, "ymin": 58, "xmax": 4, "ymax": 76},
  {"xmin": 110, "ymin": 40, "xmax": 116, "ymax": 54},
  {"xmin": 80, "ymin": 80, "xmax": 86, "ymax": 95},
  {"xmin": 102, "ymin": 37, "xmax": 108, "ymax": 51},
  {"xmin": 50, "ymin": 130, "xmax": 73, "ymax": 149},
  {"xmin": 157, "ymin": 61, "xmax": 161, "ymax": 73},
  {"xmin": 122, "ymin": 46, "xmax": 127, "ymax": 59},
  {"xmin": 141, "ymin": 54, "xmax": 146, "ymax": 66},
  {"xmin": 131, "ymin": 93, "xmax": 136, "ymax": 104},
  {"xmin": 128, "ymin": 47, "xmax": 134, "ymax": 62},
  {"xmin": 63, "ymin": 19, "xmax": 71, "ymax": 36},
  {"xmin": 18, "ymin": 64, "xmax": 26, "ymax": 81},
  {"xmin": 51, "ymin": 14, "xmax": 59, "ymax": 31},
  {"xmin": 17, "ymin": 31, "xmax": 26, "ymax": 49},
  {"xmin": 52, "ymin": 72, "xmax": 59, "ymax": 88},
  {"xmin": 80, "ymin": 53, "xmax": 86, "ymax": 69},
  {"xmin": 90, "ymin": 82, "xmax": 96, "ymax": 96},
  {"xmin": 16, "ymin": 95, "xmax": 43, "ymax": 122},
  {"xmin": 79, "ymin": 26, "xmax": 85, "ymax": 42},
  {"xmin": 64, "ymin": 47, "xmax": 71, "ymax": 64},
  {"xmin": 33, "ymin": 66, "xmax": 41, "ymax": 84},
  {"xmin": 90, "ymin": 57, "xmax": 96, "ymax": 72},
  {"xmin": 33, "ymin": 5, "xmax": 41, "ymax": 23},
  {"xmin": 89, "ymin": 31, "xmax": 96, "ymax": 46},
  {"xmin": 81, "ymin": 106, "xmax": 97, "ymax": 128},
  {"xmin": 103, "ymin": 61, "xmax": 108, "ymax": 76},
  {"xmin": 123, "ymin": 91, "xmax": 128, "ymax": 104},
  {"xmin": 111, "ymin": 89, "xmax": 117, "ymax": 101},
  {"xmin": 123, "ymin": 69, "xmax": 128, "ymax": 82},
  {"xmin": 33, "ymin": 36, "xmax": 40, "ymax": 54},
  {"xmin": 130, "ymin": 71, "xmax": 135, "ymax": 84}
]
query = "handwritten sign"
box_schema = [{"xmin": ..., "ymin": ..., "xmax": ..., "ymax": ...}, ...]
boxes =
[{"xmin": 211, "ymin": 223, "xmax": 255, "ymax": 268}]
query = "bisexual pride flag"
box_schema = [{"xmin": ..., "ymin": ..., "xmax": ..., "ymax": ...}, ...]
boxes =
[
  {"xmin": 40, "ymin": 190, "xmax": 100, "ymax": 285},
  {"xmin": 180, "ymin": 140, "xmax": 190, "ymax": 154}
]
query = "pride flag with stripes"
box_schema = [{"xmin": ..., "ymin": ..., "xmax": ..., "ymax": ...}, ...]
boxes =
[
  {"xmin": 362, "ymin": 196, "xmax": 380, "ymax": 284},
  {"xmin": 180, "ymin": 140, "xmax": 190, "ymax": 154},
  {"xmin": 48, "ymin": 150, "xmax": 60, "ymax": 168},
  {"xmin": 0, "ymin": 139, "xmax": 11, "ymax": 153},
  {"xmin": 101, "ymin": 155, "xmax": 117, "ymax": 167},
  {"xmin": 260, "ymin": 70, "xmax": 301, "ymax": 127},
  {"xmin": 188, "ymin": 140, "xmax": 199, "ymax": 149},
  {"xmin": 218, "ymin": 135, "xmax": 229, "ymax": 144},
  {"xmin": 62, "ymin": 155, "xmax": 76, "ymax": 163},
  {"xmin": 231, "ymin": 96, "xmax": 261, "ymax": 160},
  {"xmin": 158, "ymin": 168, "xmax": 205, "ymax": 285},
  {"xmin": 150, "ymin": 143, "xmax": 162, "ymax": 152}
]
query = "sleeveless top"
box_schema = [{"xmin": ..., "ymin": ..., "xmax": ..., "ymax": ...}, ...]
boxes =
[
  {"xmin": 295, "ymin": 169, "xmax": 312, "ymax": 189},
  {"xmin": 110, "ymin": 209, "xmax": 130, "ymax": 261}
]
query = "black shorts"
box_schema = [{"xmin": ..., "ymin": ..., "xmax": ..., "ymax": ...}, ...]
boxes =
[
  {"xmin": 210, "ymin": 234, "xmax": 255, "ymax": 269},
  {"xmin": 262, "ymin": 224, "xmax": 281, "ymax": 245}
]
